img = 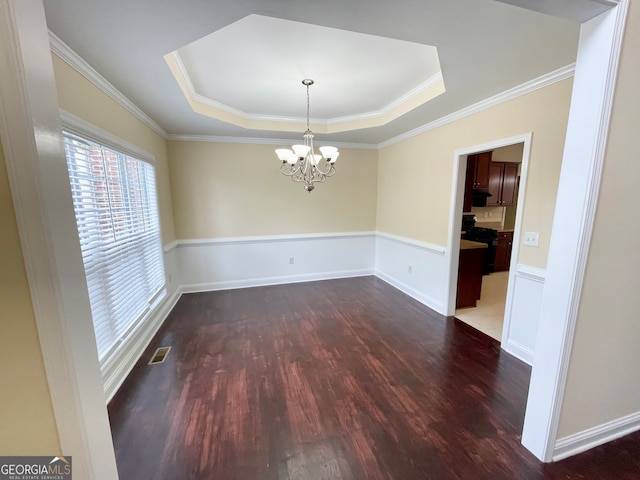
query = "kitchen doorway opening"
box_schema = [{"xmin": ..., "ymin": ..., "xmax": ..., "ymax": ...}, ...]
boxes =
[
  {"xmin": 456, "ymin": 143, "xmax": 524, "ymax": 340},
  {"xmin": 445, "ymin": 133, "xmax": 532, "ymax": 347}
]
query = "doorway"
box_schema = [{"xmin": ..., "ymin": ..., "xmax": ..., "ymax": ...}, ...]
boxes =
[
  {"xmin": 445, "ymin": 133, "xmax": 532, "ymax": 347},
  {"xmin": 455, "ymin": 143, "xmax": 524, "ymax": 340}
]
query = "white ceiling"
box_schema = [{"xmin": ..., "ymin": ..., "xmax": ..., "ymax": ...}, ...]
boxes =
[
  {"xmin": 42, "ymin": 0, "xmax": 583, "ymax": 146},
  {"xmin": 169, "ymin": 15, "xmax": 444, "ymax": 132}
]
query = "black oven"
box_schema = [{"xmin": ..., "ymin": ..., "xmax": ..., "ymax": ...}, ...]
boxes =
[{"xmin": 463, "ymin": 226, "xmax": 498, "ymax": 275}]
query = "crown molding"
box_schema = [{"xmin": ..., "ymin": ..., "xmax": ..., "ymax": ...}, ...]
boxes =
[
  {"xmin": 49, "ymin": 33, "xmax": 575, "ymax": 151},
  {"xmin": 379, "ymin": 63, "xmax": 576, "ymax": 148},
  {"xmin": 48, "ymin": 31, "xmax": 168, "ymax": 139},
  {"xmin": 166, "ymin": 133, "xmax": 379, "ymax": 150},
  {"xmin": 167, "ymin": 59, "xmax": 570, "ymax": 149}
]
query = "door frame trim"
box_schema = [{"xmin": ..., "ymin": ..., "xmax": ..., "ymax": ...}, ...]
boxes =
[{"xmin": 445, "ymin": 132, "xmax": 532, "ymax": 320}]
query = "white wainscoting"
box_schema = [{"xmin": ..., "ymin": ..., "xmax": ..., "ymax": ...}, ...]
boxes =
[
  {"xmin": 102, "ymin": 246, "xmax": 182, "ymax": 402},
  {"xmin": 176, "ymin": 232, "xmax": 376, "ymax": 293},
  {"xmin": 502, "ymin": 264, "xmax": 546, "ymax": 365},
  {"xmin": 374, "ymin": 232, "xmax": 449, "ymax": 315}
]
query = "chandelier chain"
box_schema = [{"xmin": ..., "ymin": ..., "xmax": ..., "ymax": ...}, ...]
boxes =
[{"xmin": 306, "ymin": 82, "xmax": 311, "ymax": 130}]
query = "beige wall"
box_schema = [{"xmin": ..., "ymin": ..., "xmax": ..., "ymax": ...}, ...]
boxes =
[
  {"xmin": 377, "ymin": 79, "xmax": 573, "ymax": 269},
  {"xmin": 472, "ymin": 206, "xmax": 505, "ymax": 226},
  {"xmin": 557, "ymin": 1, "xmax": 640, "ymax": 438},
  {"xmin": 168, "ymin": 141, "xmax": 378, "ymax": 238},
  {"xmin": 51, "ymin": 54, "xmax": 176, "ymax": 244},
  {"xmin": 0, "ymin": 139, "xmax": 61, "ymax": 454},
  {"xmin": 491, "ymin": 142, "xmax": 524, "ymax": 163}
]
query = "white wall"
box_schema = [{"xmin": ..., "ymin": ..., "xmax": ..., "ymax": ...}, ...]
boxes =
[{"xmin": 176, "ymin": 233, "xmax": 376, "ymax": 292}]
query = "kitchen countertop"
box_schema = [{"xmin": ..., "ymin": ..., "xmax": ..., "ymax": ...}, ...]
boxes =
[{"xmin": 460, "ymin": 239, "xmax": 488, "ymax": 250}]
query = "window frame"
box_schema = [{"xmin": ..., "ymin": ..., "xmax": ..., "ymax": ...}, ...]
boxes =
[{"xmin": 60, "ymin": 110, "xmax": 167, "ymax": 369}]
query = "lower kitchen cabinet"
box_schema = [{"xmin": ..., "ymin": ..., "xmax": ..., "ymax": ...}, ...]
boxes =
[
  {"xmin": 494, "ymin": 231, "xmax": 513, "ymax": 272},
  {"xmin": 457, "ymin": 241, "xmax": 487, "ymax": 308}
]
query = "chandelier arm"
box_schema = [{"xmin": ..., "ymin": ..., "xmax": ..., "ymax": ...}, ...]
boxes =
[
  {"xmin": 314, "ymin": 174, "xmax": 327, "ymax": 184},
  {"xmin": 292, "ymin": 167, "xmax": 306, "ymax": 183},
  {"xmin": 309, "ymin": 167, "xmax": 326, "ymax": 183},
  {"xmin": 280, "ymin": 162, "xmax": 301, "ymax": 176},
  {"xmin": 312, "ymin": 160, "xmax": 333, "ymax": 175}
]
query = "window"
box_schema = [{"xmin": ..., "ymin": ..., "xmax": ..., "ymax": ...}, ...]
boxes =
[{"xmin": 63, "ymin": 129, "xmax": 165, "ymax": 364}]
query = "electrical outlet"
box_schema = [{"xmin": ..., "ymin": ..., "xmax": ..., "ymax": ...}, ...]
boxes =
[
  {"xmin": 168, "ymin": 274, "xmax": 172, "ymax": 283},
  {"xmin": 408, "ymin": 265, "xmax": 413, "ymax": 274},
  {"xmin": 289, "ymin": 257, "xmax": 294, "ymax": 264},
  {"xmin": 523, "ymin": 232, "xmax": 539, "ymax": 247}
]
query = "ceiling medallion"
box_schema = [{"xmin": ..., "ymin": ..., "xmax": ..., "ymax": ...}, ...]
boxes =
[{"xmin": 275, "ymin": 79, "xmax": 339, "ymax": 192}]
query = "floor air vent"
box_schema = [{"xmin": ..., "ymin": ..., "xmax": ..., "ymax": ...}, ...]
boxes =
[{"xmin": 148, "ymin": 346, "xmax": 171, "ymax": 365}]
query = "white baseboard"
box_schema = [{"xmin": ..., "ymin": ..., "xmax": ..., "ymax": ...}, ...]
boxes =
[
  {"xmin": 503, "ymin": 338, "xmax": 535, "ymax": 365},
  {"xmin": 375, "ymin": 270, "xmax": 444, "ymax": 314},
  {"xmin": 102, "ymin": 286, "xmax": 182, "ymax": 403},
  {"xmin": 553, "ymin": 411, "xmax": 640, "ymax": 461},
  {"xmin": 182, "ymin": 268, "xmax": 374, "ymax": 294}
]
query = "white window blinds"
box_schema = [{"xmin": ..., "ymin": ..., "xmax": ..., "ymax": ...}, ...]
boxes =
[{"xmin": 63, "ymin": 130, "xmax": 165, "ymax": 363}]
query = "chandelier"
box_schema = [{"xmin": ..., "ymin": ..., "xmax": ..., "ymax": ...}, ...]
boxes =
[{"xmin": 275, "ymin": 79, "xmax": 339, "ymax": 192}]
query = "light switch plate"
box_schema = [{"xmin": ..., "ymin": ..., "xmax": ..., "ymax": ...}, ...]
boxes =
[{"xmin": 523, "ymin": 231, "xmax": 539, "ymax": 247}]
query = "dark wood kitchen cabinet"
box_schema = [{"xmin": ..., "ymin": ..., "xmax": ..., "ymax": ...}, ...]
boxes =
[
  {"xmin": 456, "ymin": 240, "xmax": 487, "ymax": 308},
  {"xmin": 487, "ymin": 162, "xmax": 518, "ymax": 207},
  {"xmin": 463, "ymin": 151, "xmax": 492, "ymax": 211},
  {"xmin": 494, "ymin": 231, "xmax": 514, "ymax": 271},
  {"xmin": 468, "ymin": 151, "xmax": 492, "ymax": 189}
]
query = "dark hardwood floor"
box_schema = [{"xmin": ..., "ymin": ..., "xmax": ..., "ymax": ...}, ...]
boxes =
[{"xmin": 108, "ymin": 277, "xmax": 640, "ymax": 479}]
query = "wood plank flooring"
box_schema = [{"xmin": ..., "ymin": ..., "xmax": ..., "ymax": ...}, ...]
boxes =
[{"xmin": 108, "ymin": 277, "xmax": 640, "ymax": 479}]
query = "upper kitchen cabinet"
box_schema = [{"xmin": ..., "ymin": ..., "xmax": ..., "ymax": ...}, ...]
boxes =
[
  {"xmin": 468, "ymin": 151, "xmax": 492, "ymax": 189},
  {"xmin": 464, "ymin": 151, "xmax": 493, "ymax": 211},
  {"xmin": 487, "ymin": 162, "xmax": 519, "ymax": 207}
]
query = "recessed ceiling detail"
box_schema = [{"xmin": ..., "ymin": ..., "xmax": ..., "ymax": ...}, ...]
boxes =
[{"xmin": 165, "ymin": 14, "xmax": 445, "ymax": 134}]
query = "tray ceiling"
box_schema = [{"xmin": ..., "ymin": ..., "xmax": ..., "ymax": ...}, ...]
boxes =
[
  {"xmin": 42, "ymin": 0, "xmax": 583, "ymax": 145},
  {"xmin": 166, "ymin": 15, "xmax": 445, "ymax": 133}
]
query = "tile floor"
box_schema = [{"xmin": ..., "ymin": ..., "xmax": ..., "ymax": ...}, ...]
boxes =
[{"xmin": 455, "ymin": 271, "xmax": 509, "ymax": 341}]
